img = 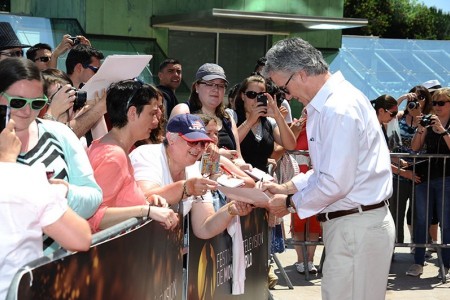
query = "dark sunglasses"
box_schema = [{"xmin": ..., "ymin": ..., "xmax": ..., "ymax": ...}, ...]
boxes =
[
  {"xmin": 432, "ymin": 101, "xmax": 448, "ymax": 107},
  {"xmin": 179, "ymin": 134, "xmax": 210, "ymax": 148},
  {"xmin": 279, "ymin": 73, "xmax": 295, "ymax": 95},
  {"xmin": 82, "ymin": 64, "xmax": 99, "ymax": 74},
  {"xmin": 0, "ymin": 50, "xmax": 24, "ymax": 57},
  {"xmin": 34, "ymin": 56, "xmax": 51, "ymax": 63},
  {"xmin": 125, "ymin": 78, "xmax": 145, "ymax": 110},
  {"xmin": 385, "ymin": 108, "xmax": 398, "ymax": 117},
  {"xmin": 1, "ymin": 92, "xmax": 48, "ymax": 110},
  {"xmin": 244, "ymin": 91, "xmax": 265, "ymax": 99}
]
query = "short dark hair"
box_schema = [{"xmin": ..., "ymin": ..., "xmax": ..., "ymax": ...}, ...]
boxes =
[
  {"xmin": 159, "ymin": 58, "xmax": 181, "ymax": 71},
  {"xmin": 0, "ymin": 58, "xmax": 42, "ymax": 93},
  {"xmin": 106, "ymin": 79, "xmax": 159, "ymax": 128},
  {"xmin": 65, "ymin": 44, "xmax": 104, "ymax": 75},
  {"xmin": 26, "ymin": 43, "xmax": 52, "ymax": 61}
]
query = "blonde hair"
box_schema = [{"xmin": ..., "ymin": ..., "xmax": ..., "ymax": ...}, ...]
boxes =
[{"xmin": 432, "ymin": 87, "xmax": 450, "ymax": 101}]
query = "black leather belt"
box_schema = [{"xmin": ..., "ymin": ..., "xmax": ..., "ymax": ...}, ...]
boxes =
[{"xmin": 317, "ymin": 200, "xmax": 388, "ymax": 222}]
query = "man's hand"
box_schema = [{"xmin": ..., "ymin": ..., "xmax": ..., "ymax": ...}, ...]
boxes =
[{"xmin": 268, "ymin": 194, "xmax": 290, "ymax": 217}]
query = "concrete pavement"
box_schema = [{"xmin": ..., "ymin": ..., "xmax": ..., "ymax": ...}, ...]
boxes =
[{"xmin": 268, "ymin": 217, "xmax": 450, "ymax": 300}]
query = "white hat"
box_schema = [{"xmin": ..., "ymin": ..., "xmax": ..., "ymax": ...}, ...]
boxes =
[{"xmin": 422, "ymin": 79, "xmax": 442, "ymax": 92}]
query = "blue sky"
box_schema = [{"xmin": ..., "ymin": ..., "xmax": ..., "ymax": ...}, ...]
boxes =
[{"xmin": 421, "ymin": 0, "xmax": 450, "ymax": 13}]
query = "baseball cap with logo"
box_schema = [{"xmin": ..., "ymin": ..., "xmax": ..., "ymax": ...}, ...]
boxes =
[
  {"xmin": 195, "ymin": 63, "xmax": 228, "ymax": 83},
  {"xmin": 0, "ymin": 22, "xmax": 30, "ymax": 51},
  {"xmin": 167, "ymin": 114, "xmax": 213, "ymax": 142}
]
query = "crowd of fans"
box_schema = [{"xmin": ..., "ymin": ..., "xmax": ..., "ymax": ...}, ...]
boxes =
[{"xmin": 1, "ymin": 20, "xmax": 449, "ymax": 299}]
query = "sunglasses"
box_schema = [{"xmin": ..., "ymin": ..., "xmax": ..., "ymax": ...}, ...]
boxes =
[
  {"xmin": 179, "ymin": 134, "xmax": 210, "ymax": 148},
  {"xmin": 125, "ymin": 78, "xmax": 145, "ymax": 110},
  {"xmin": 82, "ymin": 64, "xmax": 99, "ymax": 74},
  {"xmin": 244, "ymin": 91, "xmax": 265, "ymax": 99},
  {"xmin": 0, "ymin": 50, "xmax": 24, "ymax": 57},
  {"xmin": 34, "ymin": 56, "xmax": 51, "ymax": 63},
  {"xmin": 1, "ymin": 92, "xmax": 48, "ymax": 110},
  {"xmin": 432, "ymin": 101, "xmax": 449, "ymax": 107},
  {"xmin": 198, "ymin": 81, "xmax": 227, "ymax": 90},
  {"xmin": 385, "ymin": 108, "xmax": 398, "ymax": 117},
  {"xmin": 279, "ymin": 73, "xmax": 295, "ymax": 95}
]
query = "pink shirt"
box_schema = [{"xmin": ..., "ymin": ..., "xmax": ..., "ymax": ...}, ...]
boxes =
[{"xmin": 87, "ymin": 140, "xmax": 146, "ymax": 232}]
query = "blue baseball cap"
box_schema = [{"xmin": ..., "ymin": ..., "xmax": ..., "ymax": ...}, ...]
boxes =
[{"xmin": 167, "ymin": 114, "xmax": 213, "ymax": 142}]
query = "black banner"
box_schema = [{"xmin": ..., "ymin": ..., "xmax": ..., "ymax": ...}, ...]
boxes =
[
  {"xmin": 187, "ymin": 208, "xmax": 269, "ymax": 300},
  {"xmin": 16, "ymin": 220, "xmax": 184, "ymax": 300}
]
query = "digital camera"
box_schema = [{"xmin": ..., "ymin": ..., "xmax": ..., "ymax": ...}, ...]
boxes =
[
  {"xmin": 69, "ymin": 88, "xmax": 87, "ymax": 111},
  {"xmin": 68, "ymin": 36, "xmax": 80, "ymax": 45},
  {"xmin": 256, "ymin": 93, "xmax": 267, "ymax": 106},
  {"xmin": 407, "ymin": 101, "xmax": 420, "ymax": 110},
  {"xmin": 420, "ymin": 114, "xmax": 433, "ymax": 127}
]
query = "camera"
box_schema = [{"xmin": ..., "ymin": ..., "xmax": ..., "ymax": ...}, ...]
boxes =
[
  {"xmin": 275, "ymin": 91, "xmax": 285, "ymax": 108},
  {"xmin": 256, "ymin": 93, "xmax": 267, "ymax": 106},
  {"xmin": 0, "ymin": 105, "xmax": 10, "ymax": 133},
  {"xmin": 407, "ymin": 101, "xmax": 420, "ymax": 110},
  {"xmin": 69, "ymin": 88, "xmax": 87, "ymax": 111},
  {"xmin": 420, "ymin": 114, "xmax": 433, "ymax": 127},
  {"xmin": 68, "ymin": 36, "xmax": 80, "ymax": 45}
]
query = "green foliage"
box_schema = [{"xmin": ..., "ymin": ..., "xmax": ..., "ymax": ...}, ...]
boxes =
[{"xmin": 344, "ymin": 0, "xmax": 450, "ymax": 40}]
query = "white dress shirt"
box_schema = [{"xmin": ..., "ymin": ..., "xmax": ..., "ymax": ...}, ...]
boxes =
[{"xmin": 291, "ymin": 71, "xmax": 392, "ymax": 218}]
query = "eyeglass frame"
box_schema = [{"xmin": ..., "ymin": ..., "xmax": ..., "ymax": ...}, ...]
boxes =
[
  {"xmin": 0, "ymin": 50, "xmax": 24, "ymax": 57},
  {"xmin": 82, "ymin": 64, "xmax": 99, "ymax": 74},
  {"xmin": 384, "ymin": 108, "xmax": 398, "ymax": 117},
  {"xmin": 198, "ymin": 81, "xmax": 227, "ymax": 90},
  {"xmin": 278, "ymin": 73, "xmax": 295, "ymax": 95},
  {"xmin": 432, "ymin": 100, "xmax": 449, "ymax": 107},
  {"xmin": 244, "ymin": 91, "xmax": 265, "ymax": 99},
  {"xmin": 178, "ymin": 133, "xmax": 210, "ymax": 149},
  {"xmin": 34, "ymin": 56, "xmax": 51, "ymax": 63},
  {"xmin": 1, "ymin": 92, "xmax": 48, "ymax": 110},
  {"xmin": 125, "ymin": 78, "xmax": 145, "ymax": 110}
]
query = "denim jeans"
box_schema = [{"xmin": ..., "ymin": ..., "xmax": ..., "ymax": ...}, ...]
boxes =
[{"xmin": 414, "ymin": 176, "xmax": 450, "ymax": 267}]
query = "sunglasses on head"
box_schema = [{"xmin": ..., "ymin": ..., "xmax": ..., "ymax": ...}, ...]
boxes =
[
  {"xmin": 0, "ymin": 50, "xmax": 24, "ymax": 57},
  {"xmin": 34, "ymin": 56, "xmax": 51, "ymax": 63},
  {"xmin": 432, "ymin": 101, "xmax": 448, "ymax": 107},
  {"xmin": 244, "ymin": 91, "xmax": 265, "ymax": 99},
  {"xmin": 1, "ymin": 92, "xmax": 48, "ymax": 110},
  {"xmin": 125, "ymin": 78, "xmax": 145, "ymax": 110},
  {"xmin": 385, "ymin": 108, "xmax": 398, "ymax": 117},
  {"xmin": 82, "ymin": 64, "xmax": 99, "ymax": 74}
]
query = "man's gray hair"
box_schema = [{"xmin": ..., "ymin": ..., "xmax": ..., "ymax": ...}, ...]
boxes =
[{"xmin": 262, "ymin": 38, "xmax": 329, "ymax": 77}]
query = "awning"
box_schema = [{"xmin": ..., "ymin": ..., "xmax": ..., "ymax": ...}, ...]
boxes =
[{"xmin": 151, "ymin": 8, "xmax": 368, "ymax": 35}]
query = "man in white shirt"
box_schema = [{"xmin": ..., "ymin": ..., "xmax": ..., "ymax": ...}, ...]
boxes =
[{"xmin": 261, "ymin": 38, "xmax": 395, "ymax": 300}]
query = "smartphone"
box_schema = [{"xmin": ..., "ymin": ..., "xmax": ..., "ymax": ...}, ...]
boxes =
[
  {"xmin": 257, "ymin": 94, "xmax": 268, "ymax": 106},
  {"xmin": 0, "ymin": 105, "xmax": 10, "ymax": 133}
]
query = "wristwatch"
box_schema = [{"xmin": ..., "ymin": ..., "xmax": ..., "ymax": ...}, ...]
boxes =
[{"xmin": 285, "ymin": 194, "xmax": 296, "ymax": 214}]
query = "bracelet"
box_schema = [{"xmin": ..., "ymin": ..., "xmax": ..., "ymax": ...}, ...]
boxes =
[
  {"xmin": 182, "ymin": 181, "xmax": 191, "ymax": 199},
  {"xmin": 227, "ymin": 203, "xmax": 237, "ymax": 216},
  {"xmin": 43, "ymin": 113, "xmax": 57, "ymax": 121},
  {"xmin": 146, "ymin": 203, "xmax": 151, "ymax": 219}
]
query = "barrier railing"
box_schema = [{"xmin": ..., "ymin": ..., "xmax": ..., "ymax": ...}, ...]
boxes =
[{"xmin": 281, "ymin": 151, "xmax": 450, "ymax": 283}]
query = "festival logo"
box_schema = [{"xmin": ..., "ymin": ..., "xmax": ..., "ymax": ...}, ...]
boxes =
[{"xmin": 197, "ymin": 243, "xmax": 216, "ymax": 299}]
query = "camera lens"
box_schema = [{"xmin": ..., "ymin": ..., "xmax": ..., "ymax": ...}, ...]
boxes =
[{"xmin": 407, "ymin": 101, "xmax": 419, "ymax": 110}]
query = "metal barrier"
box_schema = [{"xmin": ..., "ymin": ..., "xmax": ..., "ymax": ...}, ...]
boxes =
[{"xmin": 279, "ymin": 151, "xmax": 450, "ymax": 283}]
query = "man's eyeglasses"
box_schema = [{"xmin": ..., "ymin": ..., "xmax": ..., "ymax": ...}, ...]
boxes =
[
  {"xmin": 125, "ymin": 78, "xmax": 145, "ymax": 110},
  {"xmin": 82, "ymin": 64, "xmax": 99, "ymax": 74},
  {"xmin": 385, "ymin": 108, "xmax": 398, "ymax": 117},
  {"xmin": 0, "ymin": 50, "xmax": 24, "ymax": 57},
  {"xmin": 179, "ymin": 134, "xmax": 210, "ymax": 149},
  {"xmin": 1, "ymin": 92, "xmax": 48, "ymax": 110},
  {"xmin": 432, "ymin": 101, "xmax": 449, "ymax": 107},
  {"xmin": 244, "ymin": 91, "xmax": 265, "ymax": 99},
  {"xmin": 198, "ymin": 81, "xmax": 227, "ymax": 90},
  {"xmin": 34, "ymin": 56, "xmax": 51, "ymax": 63},
  {"xmin": 279, "ymin": 73, "xmax": 295, "ymax": 95}
]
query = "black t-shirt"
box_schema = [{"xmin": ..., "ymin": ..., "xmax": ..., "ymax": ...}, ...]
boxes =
[{"xmin": 157, "ymin": 85, "xmax": 179, "ymax": 119}]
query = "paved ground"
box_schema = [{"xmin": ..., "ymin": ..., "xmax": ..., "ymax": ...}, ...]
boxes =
[{"xmin": 268, "ymin": 217, "xmax": 450, "ymax": 300}]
